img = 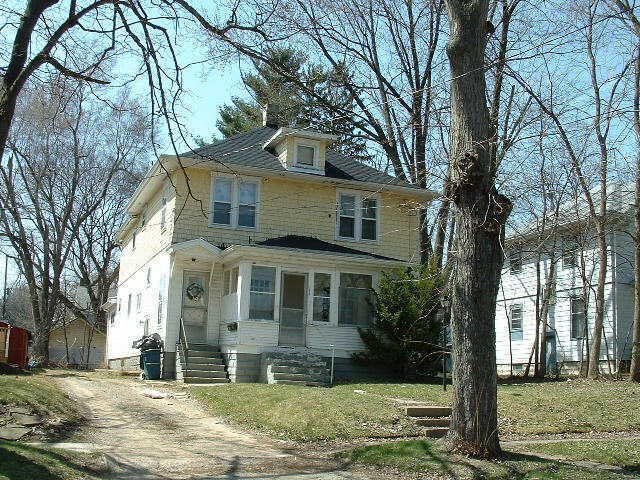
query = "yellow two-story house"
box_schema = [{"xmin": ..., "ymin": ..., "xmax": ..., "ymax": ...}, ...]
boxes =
[{"xmin": 107, "ymin": 105, "xmax": 433, "ymax": 382}]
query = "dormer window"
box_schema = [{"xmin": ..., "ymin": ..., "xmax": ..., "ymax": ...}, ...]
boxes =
[
  {"xmin": 263, "ymin": 128, "xmax": 338, "ymax": 174},
  {"xmin": 296, "ymin": 145, "xmax": 315, "ymax": 166}
]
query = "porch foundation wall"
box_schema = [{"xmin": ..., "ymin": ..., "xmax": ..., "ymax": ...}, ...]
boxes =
[{"xmin": 223, "ymin": 352, "xmax": 260, "ymax": 383}]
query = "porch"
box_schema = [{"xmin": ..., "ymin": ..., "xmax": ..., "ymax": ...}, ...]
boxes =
[{"xmin": 167, "ymin": 236, "xmax": 405, "ymax": 382}]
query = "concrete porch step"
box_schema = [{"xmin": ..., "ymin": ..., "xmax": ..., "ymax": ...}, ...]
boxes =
[
  {"xmin": 187, "ymin": 344, "xmax": 220, "ymax": 352},
  {"xmin": 270, "ymin": 360, "xmax": 328, "ymax": 369},
  {"xmin": 272, "ymin": 372, "xmax": 313, "ymax": 382},
  {"xmin": 185, "ymin": 356, "xmax": 225, "ymax": 365},
  {"xmin": 185, "ymin": 362, "xmax": 226, "ymax": 372},
  {"xmin": 183, "ymin": 376, "xmax": 229, "ymax": 384},
  {"xmin": 183, "ymin": 350, "xmax": 223, "ymax": 358},
  {"xmin": 416, "ymin": 418, "xmax": 450, "ymax": 427},
  {"xmin": 406, "ymin": 406, "xmax": 452, "ymax": 418},
  {"xmin": 423, "ymin": 427, "xmax": 449, "ymax": 438},
  {"xmin": 183, "ymin": 369, "xmax": 228, "ymax": 378}
]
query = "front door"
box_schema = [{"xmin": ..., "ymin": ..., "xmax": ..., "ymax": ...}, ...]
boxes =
[
  {"xmin": 182, "ymin": 271, "xmax": 209, "ymax": 344},
  {"xmin": 279, "ymin": 273, "xmax": 307, "ymax": 346}
]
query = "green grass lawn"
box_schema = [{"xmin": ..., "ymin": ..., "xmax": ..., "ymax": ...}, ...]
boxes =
[
  {"xmin": 0, "ymin": 371, "xmax": 100, "ymax": 480},
  {"xmin": 191, "ymin": 379, "xmax": 640, "ymax": 442},
  {"xmin": 337, "ymin": 440, "xmax": 630, "ymax": 479},
  {"xmin": 0, "ymin": 372, "xmax": 83, "ymax": 423},
  {"xmin": 0, "ymin": 441, "xmax": 105, "ymax": 480},
  {"xmin": 517, "ymin": 439, "xmax": 640, "ymax": 472}
]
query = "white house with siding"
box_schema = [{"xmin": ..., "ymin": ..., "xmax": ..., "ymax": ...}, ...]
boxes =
[
  {"xmin": 106, "ymin": 105, "xmax": 433, "ymax": 382},
  {"xmin": 496, "ymin": 184, "xmax": 635, "ymax": 375}
]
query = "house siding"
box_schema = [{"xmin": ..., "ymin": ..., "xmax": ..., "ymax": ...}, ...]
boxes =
[
  {"xmin": 49, "ymin": 319, "xmax": 106, "ymax": 367},
  {"xmin": 497, "ymin": 225, "xmax": 633, "ymax": 374},
  {"xmin": 170, "ymin": 168, "xmax": 421, "ymax": 263}
]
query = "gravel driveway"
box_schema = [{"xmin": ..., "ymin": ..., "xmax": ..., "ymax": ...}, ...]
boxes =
[{"xmin": 48, "ymin": 373, "xmax": 377, "ymax": 480}]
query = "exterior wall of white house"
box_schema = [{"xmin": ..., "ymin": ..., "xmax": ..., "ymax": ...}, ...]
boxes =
[{"xmin": 497, "ymin": 221, "xmax": 634, "ymax": 374}]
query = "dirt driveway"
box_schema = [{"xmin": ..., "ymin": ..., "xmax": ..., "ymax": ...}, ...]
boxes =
[{"xmin": 47, "ymin": 373, "xmax": 377, "ymax": 480}]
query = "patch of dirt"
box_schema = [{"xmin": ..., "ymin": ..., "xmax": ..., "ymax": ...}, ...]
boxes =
[{"xmin": 51, "ymin": 373, "xmax": 375, "ymax": 479}]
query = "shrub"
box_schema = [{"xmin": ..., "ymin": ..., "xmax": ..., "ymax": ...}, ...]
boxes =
[{"xmin": 354, "ymin": 264, "xmax": 447, "ymax": 380}]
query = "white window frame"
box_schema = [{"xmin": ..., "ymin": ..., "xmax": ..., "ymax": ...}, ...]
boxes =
[
  {"xmin": 309, "ymin": 271, "xmax": 333, "ymax": 324},
  {"xmin": 570, "ymin": 295, "xmax": 586, "ymax": 340},
  {"xmin": 209, "ymin": 174, "xmax": 260, "ymax": 231},
  {"xmin": 337, "ymin": 271, "xmax": 376, "ymax": 327},
  {"xmin": 509, "ymin": 303, "xmax": 523, "ymax": 341},
  {"xmin": 336, "ymin": 190, "xmax": 380, "ymax": 243},
  {"xmin": 509, "ymin": 249, "xmax": 522, "ymax": 275},
  {"xmin": 146, "ymin": 267, "xmax": 152, "ymax": 288},
  {"xmin": 562, "ymin": 246, "xmax": 577, "ymax": 270},
  {"xmin": 248, "ymin": 265, "xmax": 277, "ymax": 321},
  {"xmin": 127, "ymin": 293, "xmax": 132, "ymax": 317},
  {"xmin": 136, "ymin": 293, "xmax": 142, "ymax": 313}
]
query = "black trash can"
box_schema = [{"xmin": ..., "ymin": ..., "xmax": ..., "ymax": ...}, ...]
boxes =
[{"xmin": 140, "ymin": 348, "xmax": 161, "ymax": 380}]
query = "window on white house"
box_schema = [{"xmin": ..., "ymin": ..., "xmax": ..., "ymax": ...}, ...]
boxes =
[
  {"xmin": 223, "ymin": 270, "xmax": 230, "ymax": 296},
  {"xmin": 312, "ymin": 273, "xmax": 331, "ymax": 322},
  {"xmin": 230, "ymin": 267, "xmax": 238, "ymax": 294},
  {"xmin": 146, "ymin": 267, "xmax": 152, "ymax": 287},
  {"xmin": 509, "ymin": 250, "xmax": 522, "ymax": 274},
  {"xmin": 160, "ymin": 197, "xmax": 167, "ymax": 231},
  {"xmin": 132, "ymin": 231, "xmax": 136, "ymax": 250},
  {"xmin": 338, "ymin": 193, "xmax": 378, "ymax": 242},
  {"xmin": 213, "ymin": 178, "xmax": 233, "ymax": 225},
  {"xmin": 563, "ymin": 248, "xmax": 577, "ymax": 269},
  {"xmin": 136, "ymin": 293, "xmax": 142, "ymax": 312},
  {"xmin": 118, "ymin": 298, "xmax": 121, "ymax": 312},
  {"xmin": 211, "ymin": 177, "xmax": 259, "ymax": 229},
  {"xmin": 296, "ymin": 145, "xmax": 315, "ymax": 166},
  {"xmin": 339, "ymin": 194, "xmax": 356, "ymax": 238},
  {"xmin": 141, "ymin": 212, "xmax": 146, "ymax": 228},
  {"xmin": 361, "ymin": 198, "xmax": 378, "ymax": 241},
  {"xmin": 510, "ymin": 304, "xmax": 523, "ymax": 341},
  {"xmin": 338, "ymin": 273, "xmax": 373, "ymax": 326},
  {"xmin": 127, "ymin": 294, "xmax": 132, "ymax": 317},
  {"xmin": 157, "ymin": 276, "xmax": 165, "ymax": 325},
  {"xmin": 238, "ymin": 182, "xmax": 257, "ymax": 228},
  {"xmin": 249, "ymin": 266, "xmax": 276, "ymax": 320},
  {"xmin": 570, "ymin": 296, "xmax": 586, "ymax": 339},
  {"xmin": 110, "ymin": 311, "xmax": 116, "ymax": 325}
]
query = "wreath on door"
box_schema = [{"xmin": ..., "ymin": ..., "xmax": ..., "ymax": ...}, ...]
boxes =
[{"xmin": 185, "ymin": 282, "xmax": 204, "ymax": 301}]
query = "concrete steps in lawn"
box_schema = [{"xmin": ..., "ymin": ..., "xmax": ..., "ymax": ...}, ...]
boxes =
[
  {"xmin": 176, "ymin": 343, "xmax": 229, "ymax": 384},
  {"xmin": 405, "ymin": 405, "xmax": 451, "ymax": 438}
]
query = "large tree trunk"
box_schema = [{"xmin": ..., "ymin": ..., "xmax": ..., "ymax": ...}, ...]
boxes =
[{"xmin": 443, "ymin": 0, "xmax": 511, "ymax": 458}]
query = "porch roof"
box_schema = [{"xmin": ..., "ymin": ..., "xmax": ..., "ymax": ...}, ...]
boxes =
[{"xmin": 254, "ymin": 235, "xmax": 402, "ymax": 262}]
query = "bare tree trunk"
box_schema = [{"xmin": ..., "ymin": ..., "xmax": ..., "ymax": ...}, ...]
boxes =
[
  {"xmin": 631, "ymin": 42, "xmax": 640, "ymax": 382},
  {"xmin": 443, "ymin": 0, "xmax": 511, "ymax": 457}
]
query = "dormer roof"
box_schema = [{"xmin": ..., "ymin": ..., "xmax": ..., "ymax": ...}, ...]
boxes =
[{"xmin": 263, "ymin": 127, "xmax": 339, "ymax": 149}]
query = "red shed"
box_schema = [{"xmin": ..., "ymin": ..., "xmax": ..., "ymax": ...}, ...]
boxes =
[{"xmin": 0, "ymin": 321, "xmax": 32, "ymax": 369}]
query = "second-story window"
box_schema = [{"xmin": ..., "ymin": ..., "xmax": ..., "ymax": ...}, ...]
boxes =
[
  {"xmin": 211, "ymin": 177, "xmax": 259, "ymax": 230},
  {"xmin": 338, "ymin": 192, "xmax": 378, "ymax": 242},
  {"xmin": 562, "ymin": 247, "xmax": 577, "ymax": 269},
  {"xmin": 509, "ymin": 250, "xmax": 522, "ymax": 274}
]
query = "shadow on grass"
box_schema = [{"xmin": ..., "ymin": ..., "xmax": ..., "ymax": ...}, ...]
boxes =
[
  {"xmin": 0, "ymin": 440, "xmax": 105, "ymax": 480},
  {"xmin": 339, "ymin": 440, "xmax": 623, "ymax": 479}
]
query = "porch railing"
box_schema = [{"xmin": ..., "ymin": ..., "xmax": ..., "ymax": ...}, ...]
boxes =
[{"xmin": 179, "ymin": 316, "xmax": 189, "ymax": 367}]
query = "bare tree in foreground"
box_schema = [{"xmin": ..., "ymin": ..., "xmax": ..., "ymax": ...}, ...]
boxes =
[
  {"xmin": 1, "ymin": 80, "xmax": 147, "ymax": 360},
  {"xmin": 443, "ymin": 0, "xmax": 512, "ymax": 457}
]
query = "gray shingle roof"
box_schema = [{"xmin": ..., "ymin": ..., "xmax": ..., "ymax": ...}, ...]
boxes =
[
  {"xmin": 255, "ymin": 235, "xmax": 403, "ymax": 262},
  {"xmin": 183, "ymin": 126, "xmax": 420, "ymax": 190}
]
